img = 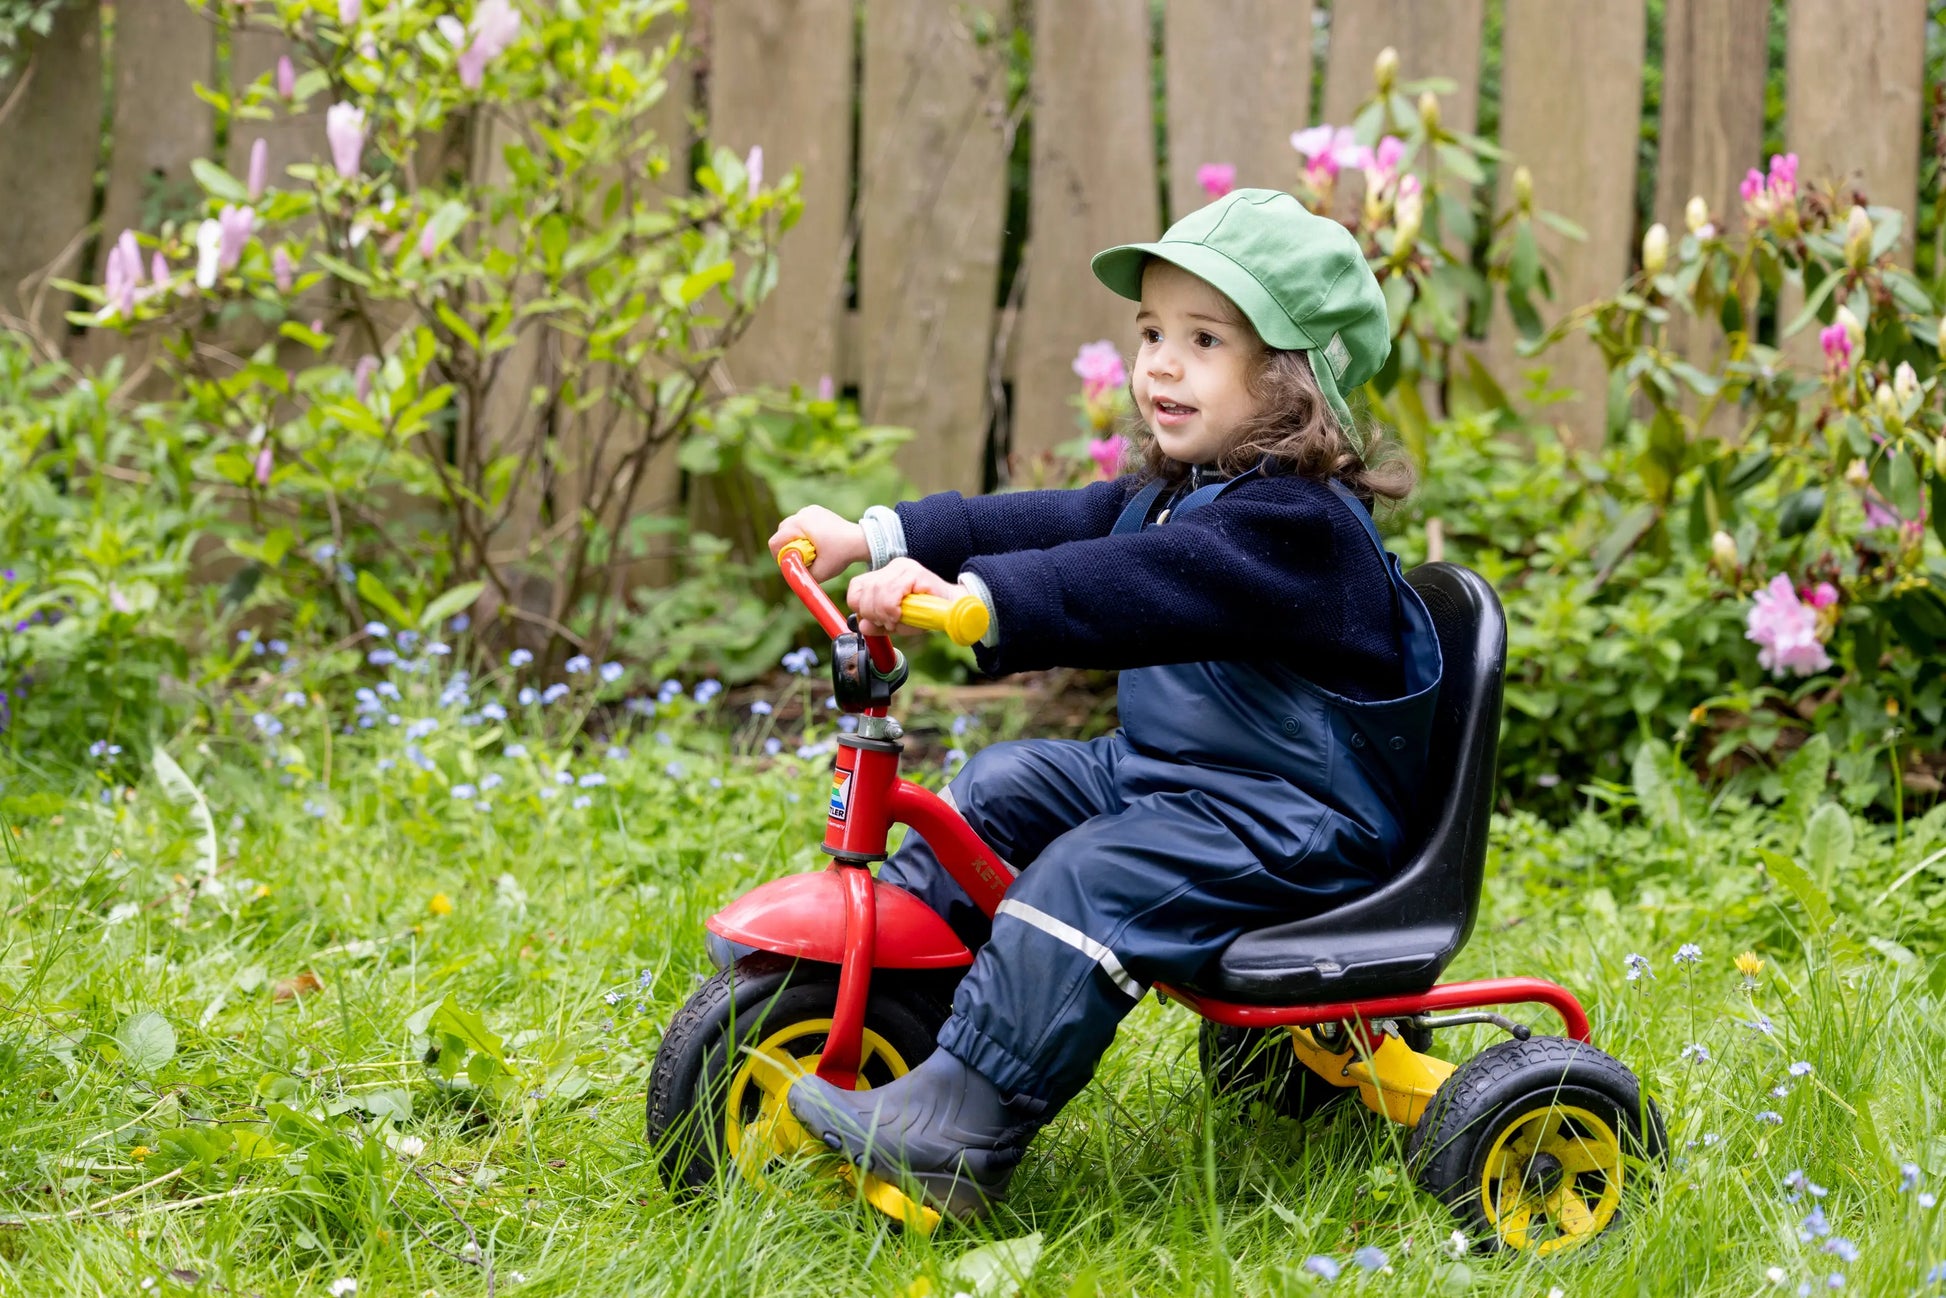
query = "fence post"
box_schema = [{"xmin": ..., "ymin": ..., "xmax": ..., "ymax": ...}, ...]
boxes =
[
  {"xmin": 858, "ymin": 0, "xmax": 1010, "ymax": 497},
  {"xmin": 1490, "ymin": 0, "xmax": 1648, "ymax": 450},
  {"xmin": 1321, "ymin": 0, "xmax": 1484, "ymax": 140},
  {"xmin": 1010, "ymin": 0, "xmax": 1158, "ymax": 463},
  {"xmin": 1162, "ymin": 0, "xmax": 1313, "ymax": 224},
  {"xmin": 0, "ymin": 1, "xmax": 103, "ymax": 349}
]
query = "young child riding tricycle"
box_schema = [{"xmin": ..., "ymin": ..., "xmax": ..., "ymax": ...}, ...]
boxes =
[{"xmin": 648, "ymin": 189, "xmax": 1664, "ymax": 1245}]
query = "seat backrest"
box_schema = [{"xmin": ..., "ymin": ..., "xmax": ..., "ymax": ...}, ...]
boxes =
[{"xmin": 1237, "ymin": 561, "xmax": 1507, "ymax": 966}]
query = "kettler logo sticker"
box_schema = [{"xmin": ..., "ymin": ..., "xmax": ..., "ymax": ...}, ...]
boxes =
[
  {"xmin": 1323, "ymin": 332, "xmax": 1351, "ymax": 380},
  {"xmin": 828, "ymin": 768, "xmax": 853, "ymax": 822}
]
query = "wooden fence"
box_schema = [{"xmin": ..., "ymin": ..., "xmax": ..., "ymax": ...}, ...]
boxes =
[{"xmin": 0, "ymin": 0, "xmax": 1936, "ymax": 501}]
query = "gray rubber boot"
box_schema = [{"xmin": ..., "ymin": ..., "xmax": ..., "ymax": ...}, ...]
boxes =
[{"xmin": 786, "ymin": 1047, "xmax": 1042, "ymax": 1220}]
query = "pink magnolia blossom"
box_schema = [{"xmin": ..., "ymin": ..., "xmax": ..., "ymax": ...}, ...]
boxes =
[
  {"xmin": 276, "ymin": 55, "xmax": 295, "ymax": 99},
  {"xmin": 217, "ymin": 205, "xmax": 255, "ymax": 271},
  {"xmin": 353, "ymin": 355, "xmax": 379, "ymax": 404},
  {"xmin": 1819, "ymin": 322, "xmax": 1853, "ymax": 372},
  {"xmin": 338, "ymin": 0, "xmax": 359, "ymax": 25},
  {"xmin": 150, "ymin": 251, "xmax": 169, "ymax": 284},
  {"xmin": 816, "ymin": 374, "xmax": 835, "ymax": 401},
  {"xmin": 745, "ymin": 145, "xmax": 764, "ymax": 194},
  {"xmin": 273, "ymin": 247, "xmax": 295, "ymax": 293},
  {"xmin": 417, "ymin": 222, "xmax": 439, "ymax": 259},
  {"xmin": 1088, "ymin": 434, "xmax": 1127, "ymax": 480},
  {"xmin": 326, "ymin": 102, "xmax": 366, "ymax": 179},
  {"xmin": 1196, "ymin": 162, "xmax": 1236, "ymax": 201},
  {"xmin": 194, "ymin": 219, "xmax": 223, "ymax": 289},
  {"xmin": 1072, "ymin": 340, "xmax": 1126, "ymax": 399},
  {"xmin": 109, "ymin": 587, "xmax": 133, "ymax": 614},
  {"xmin": 458, "ymin": 0, "xmax": 520, "ymax": 89},
  {"xmin": 254, "ymin": 441, "xmax": 274, "ymax": 486},
  {"xmin": 1744, "ymin": 575, "xmax": 1833, "ymax": 678},
  {"xmin": 102, "ymin": 229, "xmax": 143, "ymax": 317},
  {"xmin": 247, "ymin": 137, "xmax": 269, "ymax": 200}
]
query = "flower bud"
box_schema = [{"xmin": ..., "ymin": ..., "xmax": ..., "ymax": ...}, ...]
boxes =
[
  {"xmin": 1935, "ymin": 433, "xmax": 1946, "ymax": 477},
  {"xmin": 1835, "ymin": 304, "xmax": 1864, "ymax": 349},
  {"xmin": 1937, "ymin": 315, "xmax": 1946, "ymax": 357},
  {"xmin": 1418, "ymin": 90, "xmax": 1441, "ymax": 135},
  {"xmin": 1374, "ymin": 46, "xmax": 1399, "ymax": 95},
  {"xmin": 1512, "ymin": 165, "xmax": 1533, "ymax": 214},
  {"xmin": 1845, "ymin": 457, "xmax": 1870, "ymax": 486},
  {"xmin": 1710, "ymin": 530, "xmax": 1738, "ymax": 573},
  {"xmin": 1393, "ymin": 176, "xmax": 1424, "ymax": 250},
  {"xmin": 1894, "ymin": 361, "xmax": 1919, "ymax": 406},
  {"xmin": 1641, "ymin": 223, "xmax": 1669, "ymax": 277},
  {"xmin": 1875, "ymin": 379, "xmax": 1903, "ymax": 430},
  {"xmin": 1844, "ymin": 205, "xmax": 1874, "ymax": 270},
  {"xmin": 1684, "ymin": 194, "xmax": 1711, "ymax": 236}
]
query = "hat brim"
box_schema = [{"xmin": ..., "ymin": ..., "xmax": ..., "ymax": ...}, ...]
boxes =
[{"xmin": 1090, "ymin": 241, "xmax": 1359, "ymax": 444}]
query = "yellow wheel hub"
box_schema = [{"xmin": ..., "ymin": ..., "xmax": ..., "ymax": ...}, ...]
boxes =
[
  {"xmin": 723, "ymin": 1016, "xmax": 912, "ymax": 1179},
  {"xmin": 1478, "ymin": 1103, "xmax": 1624, "ymax": 1255}
]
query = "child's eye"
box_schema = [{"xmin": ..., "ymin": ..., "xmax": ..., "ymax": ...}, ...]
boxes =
[
  {"xmin": 1194, "ymin": 331, "xmax": 1220, "ymax": 349},
  {"xmin": 1139, "ymin": 326, "xmax": 1161, "ymax": 345}
]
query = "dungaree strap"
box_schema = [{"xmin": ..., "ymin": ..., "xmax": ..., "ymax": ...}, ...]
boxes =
[{"xmin": 1109, "ymin": 478, "xmax": 1234, "ymax": 536}]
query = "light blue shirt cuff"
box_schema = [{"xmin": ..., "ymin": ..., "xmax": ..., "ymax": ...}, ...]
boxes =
[
  {"xmin": 860, "ymin": 505, "xmax": 907, "ymax": 570},
  {"xmin": 956, "ymin": 569, "xmax": 1000, "ymax": 649}
]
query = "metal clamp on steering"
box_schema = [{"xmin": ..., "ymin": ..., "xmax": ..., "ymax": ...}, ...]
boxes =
[{"xmin": 831, "ymin": 616, "xmax": 908, "ymax": 713}]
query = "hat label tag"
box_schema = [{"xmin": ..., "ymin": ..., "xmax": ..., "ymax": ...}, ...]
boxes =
[{"xmin": 1323, "ymin": 332, "xmax": 1352, "ymax": 381}]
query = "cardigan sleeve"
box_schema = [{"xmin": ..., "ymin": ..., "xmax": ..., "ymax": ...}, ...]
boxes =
[{"xmin": 892, "ymin": 479, "xmax": 1132, "ymax": 580}]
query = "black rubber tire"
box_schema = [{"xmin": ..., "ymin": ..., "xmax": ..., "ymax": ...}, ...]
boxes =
[
  {"xmin": 646, "ymin": 954, "xmax": 952, "ymax": 1193},
  {"xmin": 1198, "ymin": 1019, "xmax": 1433, "ymax": 1121},
  {"xmin": 1407, "ymin": 1036, "xmax": 1667, "ymax": 1255}
]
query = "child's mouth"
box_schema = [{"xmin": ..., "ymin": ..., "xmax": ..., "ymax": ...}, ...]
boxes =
[{"xmin": 1153, "ymin": 399, "xmax": 1197, "ymax": 426}]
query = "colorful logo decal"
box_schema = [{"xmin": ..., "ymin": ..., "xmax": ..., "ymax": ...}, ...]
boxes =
[{"xmin": 828, "ymin": 768, "xmax": 852, "ymax": 822}]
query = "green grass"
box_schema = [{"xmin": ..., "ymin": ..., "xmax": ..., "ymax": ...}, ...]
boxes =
[{"xmin": 2, "ymin": 670, "xmax": 1944, "ymax": 1297}]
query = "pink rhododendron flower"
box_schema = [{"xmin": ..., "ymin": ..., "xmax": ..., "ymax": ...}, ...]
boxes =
[
  {"xmin": 1740, "ymin": 152, "xmax": 1799, "ymax": 226},
  {"xmin": 1356, "ymin": 135, "xmax": 1407, "ymax": 189},
  {"xmin": 1745, "ymin": 575, "xmax": 1833, "ymax": 678},
  {"xmin": 1819, "ymin": 322, "xmax": 1853, "ymax": 372},
  {"xmin": 326, "ymin": 102, "xmax": 366, "ymax": 179},
  {"xmin": 1196, "ymin": 163, "xmax": 1236, "ymax": 200},
  {"xmin": 1806, "ymin": 582, "xmax": 1838, "ymax": 608},
  {"xmin": 1862, "ymin": 494, "xmax": 1900, "ymax": 530},
  {"xmin": 458, "ymin": 0, "xmax": 520, "ymax": 89},
  {"xmin": 247, "ymin": 137, "xmax": 269, "ymax": 200},
  {"xmin": 273, "ymin": 247, "xmax": 294, "ymax": 293},
  {"xmin": 1088, "ymin": 435, "xmax": 1127, "ymax": 480},
  {"xmin": 1072, "ymin": 340, "xmax": 1126, "ymax": 399},
  {"xmin": 216, "ymin": 205, "xmax": 255, "ymax": 271},
  {"xmin": 276, "ymin": 55, "xmax": 295, "ymax": 98},
  {"xmin": 1291, "ymin": 125, "xmax": 1362, "ymax": 191}
]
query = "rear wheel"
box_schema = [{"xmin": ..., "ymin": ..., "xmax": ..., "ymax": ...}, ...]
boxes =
[
  {"xmin": 1407, "ymin": 1036, "xmax": 1667, "ymax": 1256},
  {"xmin": 647, "ymin": 954, "xmax": 952, "ymax": 1192},
  {"xmin": 1199, "ymin": 1019, "xmax": 1433, "ymax": 1120}
]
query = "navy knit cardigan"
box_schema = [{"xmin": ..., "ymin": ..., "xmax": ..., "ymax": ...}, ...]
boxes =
[{"xmin": 893, "ymin": 473, "xmax": 1408, "ymax": 704}]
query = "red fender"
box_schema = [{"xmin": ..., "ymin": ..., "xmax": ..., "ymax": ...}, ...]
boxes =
[{"xmin": 706, "ymin": 867, "xmax": 973, "ymax": 969}]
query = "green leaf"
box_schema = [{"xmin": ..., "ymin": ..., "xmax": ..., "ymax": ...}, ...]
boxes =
[
  {"xmin": 947, "ymin": 1232, "xmax": 1043, "ymax": 1298},
  {"xmin": 419, "ymin": 581, "xmax": 485, "ymax": 630},
  {"xmin": 116, "ymin": 1011, "xmax": 178, "ymax": 1075},
  {"xmin": 1777, "ymin": 486, "xmax": 1825, "ymax": 538},
  {"xmin": 356, "ymin": 570, "xmax": 413, "ymax": 628},
  {"xmin": 435, "ymin": 302, "xmax": 482, "ymax": 352},
  {"xmin": 1594, "ymin": 504, "xmax": 1657, "ymax": 573},
  {"xmin": 1434, "ymin": 142, "xmax": 1484, "ymax": 185},
  {"xmin": 1759, "ymin": 849, "xmax": 1837, "ymax": 931},
  {"xmin": 151, "ymin": 748, "xmax": 218, "ymax": 881},
  {"xmin": 1804, "ymin": 801, "xmax": 1854, "ymax": 889},
  {"xmin": 429, "ymin": 995, "xmax": 507, "ymax": 1065},
  {"xmin": 1782, "ymin": 271, "xmax": 1842, "ymax": 338},
  {"xmin": 190, "ymin": 158, "xmax": 249, "ymax": 204},
  {"xmin": 1630, "ymin": 740, "xmax": 1680, "ymax": 828},
  {"xmin": 678, "ymin": 260, "xmax": 736, "ymax": 306}
]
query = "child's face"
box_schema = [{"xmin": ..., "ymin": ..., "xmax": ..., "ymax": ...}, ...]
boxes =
[{"xmin": 1131, "ymin": 260, "xmax": 1265, "ymax": 466}]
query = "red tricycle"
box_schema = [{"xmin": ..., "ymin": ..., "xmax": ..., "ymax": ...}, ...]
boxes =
[{"xmin": 648, "ymin": 539, "xmax": 1666, "ymax": 1250}]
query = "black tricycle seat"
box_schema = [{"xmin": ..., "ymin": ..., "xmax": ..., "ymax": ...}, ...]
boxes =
[{"xmin": 1198, "ymin": 562, "xmax": 1507, "ymax": 1005}]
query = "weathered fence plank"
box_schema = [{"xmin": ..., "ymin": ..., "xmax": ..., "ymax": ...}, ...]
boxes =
[
  {"xmin": 1011, "ymin": 0, "xmax": 1159, "ymax": 461},
  {"xmin": 1653, "ymin": 0, "xmax": 1769, "ymax": 423},
  {"xmin": 228, "ymin": 20, "xmax": 317, "ymax": 183},
  {"xmin": 1785, "ymin": 0, "xmax": 1927, "ymax": 255},
  {"xmin": 1162, "ymin": 0, "xmax": 1313, "ymax": 222},
  {"xmin": 1491, "ymin": 0, "xmax": 1648, "ymax": 449},
  {"xmin": 0, "ymin": 1, "xmax": 102, "ymax": 346},
  {"xmin": 1321, "ymin": 0, "xmax": 1484, "ymax": 138},
  {"xmin": 858, "ymin": 0, "xmax": 1010, "ymax": 497},
  {"xmin": 709, "ymin": 0, "xmax": 855, "ymax": 393},
  {"xmin": 100, "ymin": 0, "xmax": 214, "ymax": 252}
]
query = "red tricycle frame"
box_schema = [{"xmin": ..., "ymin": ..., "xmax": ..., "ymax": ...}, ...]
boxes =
[{"xmin": 707, "ymin": 546, "xmax": 1590, "ymax": 1093}]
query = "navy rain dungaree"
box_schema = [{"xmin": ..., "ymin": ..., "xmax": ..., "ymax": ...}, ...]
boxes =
[{"xmin": 878, "ymin": 475, "xmax": 1445, "ymax": 1113}]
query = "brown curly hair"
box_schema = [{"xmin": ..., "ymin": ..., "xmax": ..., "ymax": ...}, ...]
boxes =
[{"xmin": 1124, "ymin": 333, "xmax": 1414, "ymax": 507}]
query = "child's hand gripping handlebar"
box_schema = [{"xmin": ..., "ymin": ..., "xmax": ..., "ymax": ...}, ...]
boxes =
[{"xmin": 775, "ymin": 538, "xmax": 989, "ymax": 646}]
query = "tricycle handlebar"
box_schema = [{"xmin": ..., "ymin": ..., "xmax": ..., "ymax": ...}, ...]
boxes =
[{"xmin": 775, "ymin": 539, "xmax": 989, "ymax": 647}]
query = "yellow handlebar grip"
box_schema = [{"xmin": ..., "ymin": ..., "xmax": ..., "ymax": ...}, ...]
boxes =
[
  {"xmin": 778, "ymin": 538, "xmax": 817, "ymax": 569},
  {"xmin": 899, "ymin": 593, "xmax": 990, "ymax": 646}
]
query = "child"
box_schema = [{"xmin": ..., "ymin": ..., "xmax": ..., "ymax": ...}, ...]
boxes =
[{"xmin": 767, "ymin": 188, "xmax": 1444, "ymax": 1219}]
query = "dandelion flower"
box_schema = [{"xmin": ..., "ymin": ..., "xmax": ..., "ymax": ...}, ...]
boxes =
[{"xmin": 429, "ymin": 892, "xmax": 454, "ymax": 916}]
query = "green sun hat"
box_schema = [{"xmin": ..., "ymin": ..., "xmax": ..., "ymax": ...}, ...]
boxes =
[{"xmin": 1091, "ymin": 188, "xmax": 1390, "ymax": 457}]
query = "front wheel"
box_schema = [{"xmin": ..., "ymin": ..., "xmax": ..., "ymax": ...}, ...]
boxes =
[
  {"xmin": 646, "ymin": 954, "xmax": 952, "ymax": 1193},
  {"xmin": 1408, "ymin": 1036, "xmax": 1667, "ymax": 1256}
]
